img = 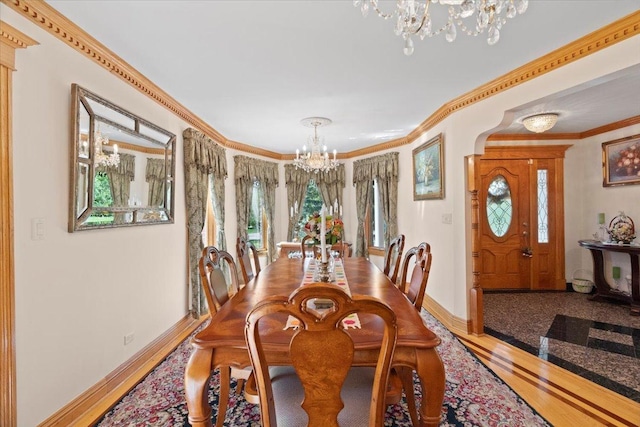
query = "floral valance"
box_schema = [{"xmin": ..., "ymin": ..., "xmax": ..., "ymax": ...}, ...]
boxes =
[
  {"xmin": 97, "ymin": 152, "xmax": 135, "ymax": 180},
  {"xmin": 285, "ymin": 163, "xmax": 345, "ymax": 186},
  {"xmin": 315, "ymin": 163, "xmax": 346, "ymax": 187},
  {"xmin": 145, "ymin": 158, "xmax": 165, "ymax": 181},
  {"xmin": 183, "ymin": 128, "xmax": 227, "ymax": 178},
  {"xmin": 352, "ymin": 152, "xmax": 399, "ymax": 184},
  {"xmin": 234, "ymin": 155, "xmax": 279, "ymax": 186},
  {"xmin": 285, "ymin": 164, "xmax": 311, "ymax": 186}
]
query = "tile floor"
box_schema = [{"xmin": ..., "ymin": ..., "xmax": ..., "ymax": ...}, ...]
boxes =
[{"xmin": 483, "ymin": 290, "xmax": 640, "ymax": 403}]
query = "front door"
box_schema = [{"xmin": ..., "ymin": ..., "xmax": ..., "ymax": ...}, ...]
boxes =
[
  {"xmin": 478, "ymin": 147, "xmax": 567, "ymax": 290},
  {"xmin": 479, "ymin": 159, "xmax": 531, "ymax": 289}
]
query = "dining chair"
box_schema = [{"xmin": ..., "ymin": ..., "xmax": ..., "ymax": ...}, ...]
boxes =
[
  {"xmin": 398, "ymin": 242, "xmax": 433, "ymax": 311},
  {"xmin": 300, "ymin": 235, "xmax": 315, "ymax": 258},
  {"xmin": 245, "ymin": 283, "xmax": 398, "ymax": 427},
  {"xmin": 236, "ymin": 236, "xmax": 261, "ymax": 285},
  {"xmin": 383, "ymin": 234, "xmax": 406, "ymax": 285},
  {"xmin": 199, "ymin": 246, "xmax": 256, "ymax": 427}
]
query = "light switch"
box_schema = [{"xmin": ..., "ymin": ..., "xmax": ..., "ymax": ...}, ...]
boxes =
[
  {"xmin": 31, "ymin": 218, "xmax": 45, "ymax": 240},
  {"xmin": 442, "ymin": 213, "xmax": 452, "ymax": 224}
]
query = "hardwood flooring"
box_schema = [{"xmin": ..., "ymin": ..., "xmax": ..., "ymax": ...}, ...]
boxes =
[{"xmin": 460, "ymin": 332, "xmax": 640, "ymax": 427}]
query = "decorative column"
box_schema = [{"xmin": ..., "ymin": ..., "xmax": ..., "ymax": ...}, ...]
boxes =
[
  {"xmin": 466, "ymin": 155, "xmax": 484, "ymax": 335},
  {"xmin": 0, "ymin": 21, "xmax": 38, "ymax": 427}
]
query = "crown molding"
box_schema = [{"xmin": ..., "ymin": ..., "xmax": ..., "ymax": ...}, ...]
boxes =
[
  {"xmin": 0, "ymin": 20, "xmax": 38, "ymax": 69},
  {"xmin": 2, "ymin": 1, "xmax": 639, "ymax": 158},
  {"xmin": 487, "ymin": 115, "xmax": 640, "ymax": 142}
]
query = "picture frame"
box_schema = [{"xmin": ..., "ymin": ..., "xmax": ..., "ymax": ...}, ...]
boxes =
[
  {"xmin": 602, "ymin": 134, "xmax": 640, "ymax": 187},
  {"xmin": 412, "ymin": 133, "xmax": 444, "ymax": 200}
]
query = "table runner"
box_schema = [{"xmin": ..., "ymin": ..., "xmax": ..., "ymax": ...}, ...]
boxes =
[{"xmin": 284, "ymin": 258, "xmax": 361, "ymax": 330}]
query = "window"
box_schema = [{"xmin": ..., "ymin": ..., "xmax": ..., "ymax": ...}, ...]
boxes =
[
  {"xmin": 293, "ymin": 180, "xmax": 324, "ymax": 240},
  {"xmin": 366, "ymin": 179, "xmax": 384, "ymax": 249},
  {"xmin": 537, "ymin": 169, "xmax": 549, "ymax": 243},
  {"xmin": 89, "ymin": 171, "xmax": 114, "ymax": 224},
  {"xmin": 248, "ymin": 182, "xmax": 265, "ymax": 249}
]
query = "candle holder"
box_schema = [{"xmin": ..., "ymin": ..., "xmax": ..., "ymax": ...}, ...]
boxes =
[{"xmin": 314, "ymin": 260, "xmax": 333, "ymax": 283}]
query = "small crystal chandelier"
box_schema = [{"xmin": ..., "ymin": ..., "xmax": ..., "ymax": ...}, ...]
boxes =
[
  {"xmin": 94, "ymin": 126, "xmax": 120, "ymax": 168},
  {"xmin": 355, "ymin": 0, "xmax": 529, "ymax": 56},
  {"xmin": 293, "ymin": 117, "xmax": 339, "ymax": 174},
  {"xmin": 522, "ymin": 113, "xmax": 559, "ymax": 133}
]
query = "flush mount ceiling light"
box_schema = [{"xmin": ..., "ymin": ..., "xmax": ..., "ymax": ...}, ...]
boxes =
[
  {"xmin": 354, "ymin": 0, "xmax": 529, "ymax": 56},
  {"xmin": 522, "ymin": 113, "xmax": 559, "ymax": 133}
]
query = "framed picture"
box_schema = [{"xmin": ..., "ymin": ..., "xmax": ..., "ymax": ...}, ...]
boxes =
[
  {"xmin": 412, "ymin": 133, "xmax": 444, "ymax": 200},
  {"xmin": 602, "ymin": 134, "xmax": 640, "ymax": 187}
]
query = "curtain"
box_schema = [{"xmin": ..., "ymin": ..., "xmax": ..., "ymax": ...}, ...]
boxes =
[
  {"xmin": 183, "ymin": 128, "xmax": 227, "ymax": 317},
  {"xmin": 352, "ymin": 152, "xmax": 399, "ymax": 256},
  {"xmin": 315, "ymin": 164, "xmax": 345, "ymax": 216},
  {"xmin": 145, "ymin": 158, "xmax": 165, "ymax": 207},
  {"xmin": 101, "ymin": 152, "xmax": 135, "ymax": 225},
  {"xmin": 354, "ymin": 179, "xmax": 371, "ymax": 258},
  {"xmin": 235, "ymin": 155, "xmax": 279, "ymax": 263},
  {"xmin": 284, "ymin": 165, "xmax": 311, "ymax": 241}
]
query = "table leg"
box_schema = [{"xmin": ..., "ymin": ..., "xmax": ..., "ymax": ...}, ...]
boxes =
[
  {"xmin": 414, "ymin": 348, "xmax": 445, "ymax": 427},
  {"xmin": 629, "ymin": 253, "xmax": 640, "ymax": 316},
  {"xmin": 185, "ymin": 347, "xmax": 214, "ymax": 427}
]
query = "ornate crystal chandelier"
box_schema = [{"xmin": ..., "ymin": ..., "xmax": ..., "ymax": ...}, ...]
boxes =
[
  {"xmin": 94, "ymin": 127, "xmax": 120, "ymax": 168},
  {"xmin": 293, "ymin": 117, "xmax": 339, "ymax": 174},
  {"xmin": 355, "ymin": 0, "xmax": 529, "ymax": 56}
]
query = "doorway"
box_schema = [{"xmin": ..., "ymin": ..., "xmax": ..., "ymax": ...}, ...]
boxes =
[{"xmin": 477, "ymin": 146, "xmax": 569, "ymax": 290}]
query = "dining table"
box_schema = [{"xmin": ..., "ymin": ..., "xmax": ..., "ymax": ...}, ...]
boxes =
[{"xmin": 184, "ymin": 256, "xmax": 445, "ymax": 427}]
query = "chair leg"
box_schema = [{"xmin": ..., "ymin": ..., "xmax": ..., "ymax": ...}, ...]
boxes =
[
  {"xmin": 216, "ymin": 366, "xmax": 231, "ymax": 427},
  {"xmin": 399, "ymin": 366, "xmax": 419, "ymax": 427},
  {"xmin": 236, "ymin": 378, "xmax": 245, "ymax": 394}
]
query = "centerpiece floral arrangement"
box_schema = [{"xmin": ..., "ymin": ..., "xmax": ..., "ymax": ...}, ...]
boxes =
[
  {"xmin": 607, "ymin": 211, "xmax": 636, "ymax": 244},
  {"xmin": 304, "ymin": 212, "xmax": 344, "ymax": 245}
]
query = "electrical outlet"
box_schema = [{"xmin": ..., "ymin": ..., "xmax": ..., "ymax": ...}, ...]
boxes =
[
  {"xmin": 442, "ymin": 213, "xmax": 452, "ymax": 224},
  {"xmin": 124, "ymin": 332, "xmax": 135, "ymax": 345}
]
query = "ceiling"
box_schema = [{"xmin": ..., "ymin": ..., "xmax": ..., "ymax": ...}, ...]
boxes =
[{"xmin": 46, "ymin": 1, "xmax": 640, "ymax": 154}]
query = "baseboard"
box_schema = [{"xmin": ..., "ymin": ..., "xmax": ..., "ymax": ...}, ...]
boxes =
[
  {"xmin": 422, "ymin": 295, "xmax": 471, "ymax": 335},
  {"xmin": 38, "ymin": 314, "xmax": 207, "ymax": 427}
]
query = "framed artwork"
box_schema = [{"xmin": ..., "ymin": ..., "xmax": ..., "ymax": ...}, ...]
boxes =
[
  {"xmin": 412, "ymin": 133, "xmax": 444, "ymax": 200},
  {"xmin": 602, "ymin": 134, "xmax": 640, "ymax": 187}
]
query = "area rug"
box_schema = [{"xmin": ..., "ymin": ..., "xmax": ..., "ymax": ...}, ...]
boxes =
[{"xmin": 97, "ymin": 310, "xmax": 550, "ymax": 426}]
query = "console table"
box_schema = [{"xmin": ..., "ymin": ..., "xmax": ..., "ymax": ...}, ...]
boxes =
[{"xmin": 578, "ymin": 239, "xmax": 640, "ymax": 315}]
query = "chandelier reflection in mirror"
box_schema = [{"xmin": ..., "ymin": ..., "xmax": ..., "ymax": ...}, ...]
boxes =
[
  {"xmin": 354, "ymin": 0, "xmax": 529, "ymax": 56},
  {"xmin": 293, "ymin": 117, "xmax": 339, "ymax": 174},
  {"xmin": 94, "ymin": 126, "xmax": 120, "ymax": 168}
]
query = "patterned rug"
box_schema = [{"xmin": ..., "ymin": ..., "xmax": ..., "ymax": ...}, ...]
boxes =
[{"xmin": 97, "ymin": 311, "xmax": 551, "ymax": 426}]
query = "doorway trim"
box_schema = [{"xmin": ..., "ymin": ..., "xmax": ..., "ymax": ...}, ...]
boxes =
[
  {"xmin": 467, "ymin": 145, "xmax": 571, "ymax": 335},
  {"xmin": 0, "ymin": 21, "xmax": 38, "ymax": 427}
]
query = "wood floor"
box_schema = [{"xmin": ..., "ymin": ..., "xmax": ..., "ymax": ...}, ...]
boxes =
[{"xmin": 460, "ymin": 332, "xmax": 640, "ymax": 427}]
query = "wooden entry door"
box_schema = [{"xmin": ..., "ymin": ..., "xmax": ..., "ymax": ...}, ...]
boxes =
[
  {"xmin": 478, "ymin": 146, "xmax": 568, "ymax": 291},
  {"xmin": 479, "ymin": 159, "xmax": 531, "ymax": 289}
]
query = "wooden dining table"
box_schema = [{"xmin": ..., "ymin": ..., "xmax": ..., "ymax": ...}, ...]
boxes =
[{"xmin": 184, "ymin": 257, "xmax": 445, "ymax": 426}]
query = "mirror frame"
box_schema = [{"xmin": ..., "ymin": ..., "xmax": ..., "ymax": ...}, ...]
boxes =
[{"xmin": 69, "ymin": 84, "xmax": 176, "ymax": 232}]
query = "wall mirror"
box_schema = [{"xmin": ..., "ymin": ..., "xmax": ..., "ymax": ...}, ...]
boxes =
[{"xmin": 69, "ymin": 84, "xmax": 176, "ymax": 232}]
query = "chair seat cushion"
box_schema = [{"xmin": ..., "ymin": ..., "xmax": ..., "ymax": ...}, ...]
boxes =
[{"xmin": 269, "ymin": 366, "xmax": 376, "ymax": 426}]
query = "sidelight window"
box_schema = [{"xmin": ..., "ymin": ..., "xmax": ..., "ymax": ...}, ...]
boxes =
[{"xmin": 537, "ymin": 169, "xmax": 549, "ymax": 243}]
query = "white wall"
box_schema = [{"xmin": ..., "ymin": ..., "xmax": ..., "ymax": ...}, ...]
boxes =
[{"xmin": 577, "ymin": 126, "xmax": 640, "ymax": 287}]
